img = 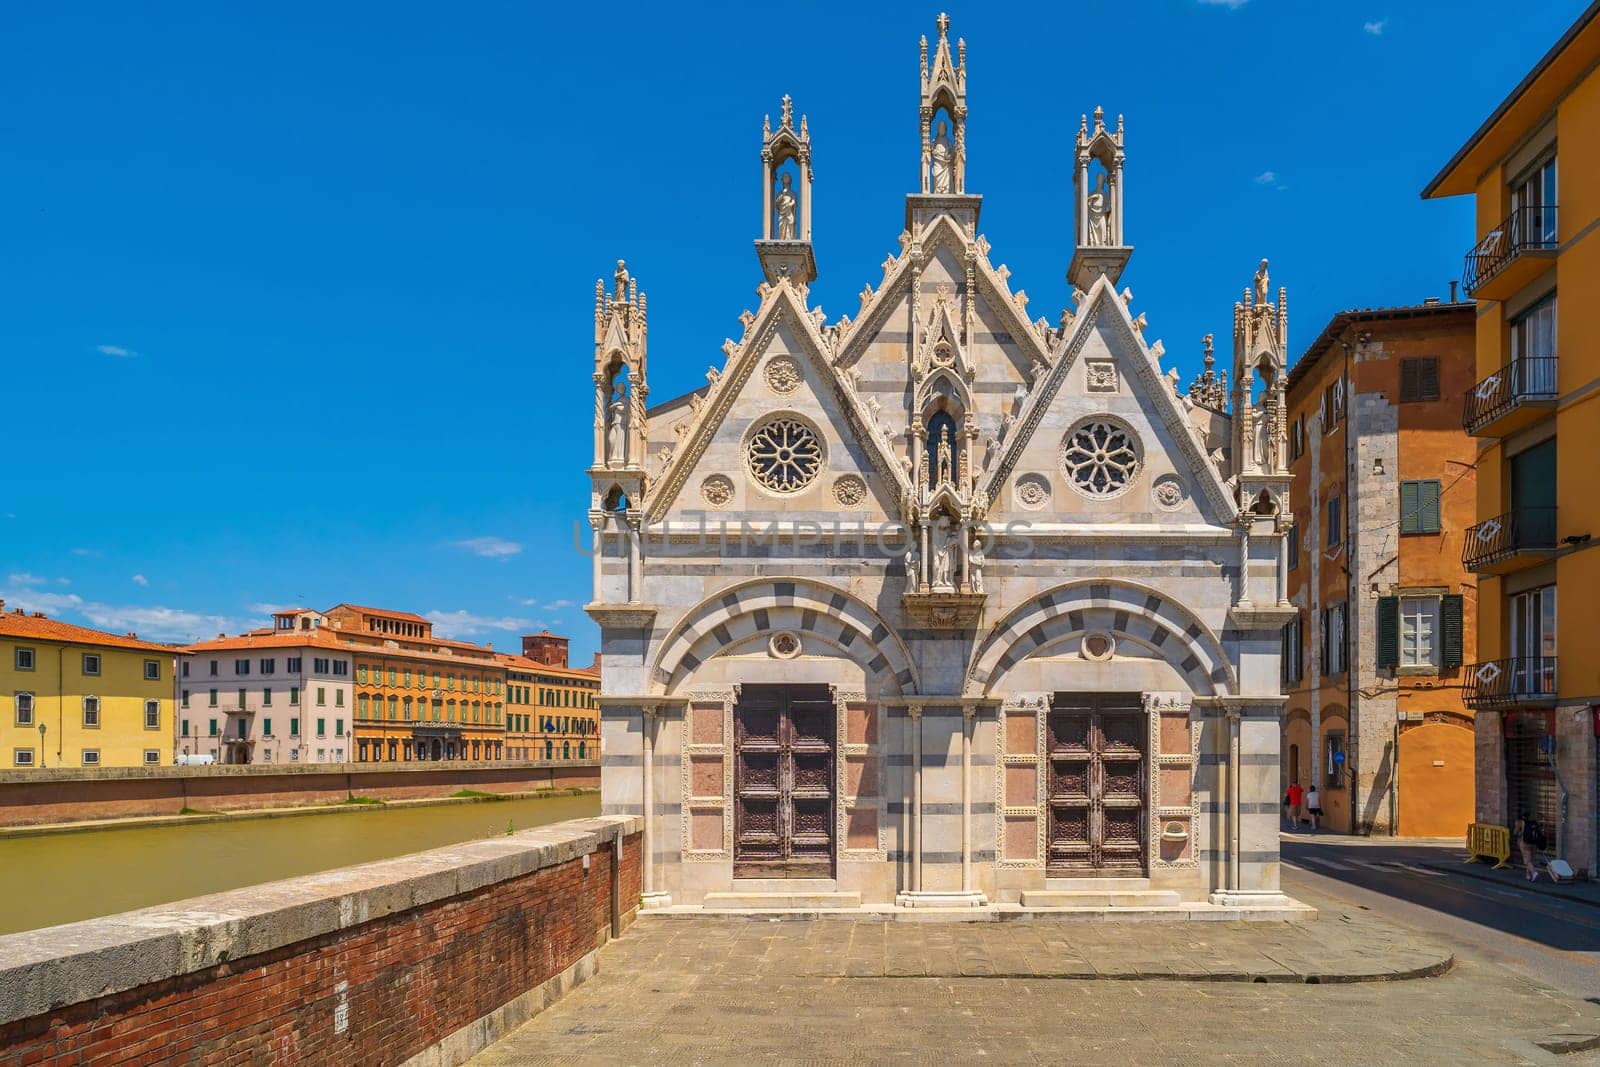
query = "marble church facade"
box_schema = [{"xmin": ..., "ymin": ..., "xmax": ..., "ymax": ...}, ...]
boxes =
[{"xmin": 590, "ymin": 15, "xmax": 1299, "ymax": 912}]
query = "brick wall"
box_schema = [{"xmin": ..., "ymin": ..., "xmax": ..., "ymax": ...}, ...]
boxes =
[
  {"xmin": 0, "ymin": 761, "xmax": 600, "ymax": 827},
  {"xmin": 0, "ymin": 816, "xmax": 641, "ymax": 1066}
]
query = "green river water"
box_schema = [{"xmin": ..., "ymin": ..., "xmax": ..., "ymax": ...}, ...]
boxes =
[{"xmin": 0, "ymin": 793, "xmax": 600, "ymax": 935}]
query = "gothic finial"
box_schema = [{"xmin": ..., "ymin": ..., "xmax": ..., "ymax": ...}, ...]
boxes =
[
  {"xmin": 595, "ymin": 279, "xmax": 605, "ymax": 322},
  {"xmin": 781, "ymin": 94, "xmax": 793, "ymax": 129},
  {"xmin": 638, "ymin": 290, "xmax": 647, "ymax": 323},
  {"xmin": 958, "ymin": 37, "xmax": 965, "ymax": 68},
  {"xmin": 1117, "ymin": 113, "xmax": 1125, "ymax": 136},
  {"xmin": 920, "ymin": 34, "xmax": 928, "ymax": 73},
  {"xmin": 937, "ymin": 12, "xmax": 949, "ymax": 39},
  {"xmin": 614, "ymin": 259, "xmax": 629, "ymax": 303},
  {"xmin": 1093, "ymin": 105, "xmax": 1105, "ymax": 134},
  {"xmin": 763, "ymin": 113, "xmax": 771, "ymax": 137},
  {"xmin": 800, "ymin": 114, "xmax": 808, "ymax": 139},
  {"xmin": 1203, "ymin": 333, "xmax": 1215, "ymax": 371}
]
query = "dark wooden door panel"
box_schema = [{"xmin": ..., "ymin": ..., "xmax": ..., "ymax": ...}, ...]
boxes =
[
  {"xmin": 1047, "ymin": 694, "xmax": 1147, "ymax": 875},
  {"xmin": 734, "ymin": 685, "xmax": 835, "ymax": 878}
]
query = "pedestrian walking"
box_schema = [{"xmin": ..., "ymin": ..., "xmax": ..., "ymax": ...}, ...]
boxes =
[
  {"xmin": 1286, "ymin": 782, "xmax": 1304, "ymax": 829},
  {"xmin": 1514, "ymin": 811, "xmax": 1546, "ymax": 882},
  {"xmin": 1305, "ymin": 785, "xmax": 1321, "ymax": 832}
]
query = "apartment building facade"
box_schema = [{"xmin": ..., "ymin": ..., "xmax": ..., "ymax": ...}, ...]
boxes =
[
  {"xmin": 177, "ymin": 632, "xmax": 354, "ymax": 764},
  {"xmin": 500, "ymin": 632, "xmax": 600, "ymax": 762},
  {"xmin": 1424, "ymin": 2, "xmax": 1600, "ymax": 872},
  {"xmin": 1282, "ymin": 302, "xmax": 1478, "ymax": 837},
  {"xmin": 1, "ymin": 603, "xmax": 176, "ymax": 769}
]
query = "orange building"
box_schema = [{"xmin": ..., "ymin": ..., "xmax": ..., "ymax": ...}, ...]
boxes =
[
  {"xmin": 500, "ymin": 632, "xmax": 600, "ymax": 762},
  {"xmin": 271, "ymin": 605, "xmax": 507, "ymax": 763},
  {"xmin": 1281, "ymin": 301, "xmax": 1479, "ymax": 836}
]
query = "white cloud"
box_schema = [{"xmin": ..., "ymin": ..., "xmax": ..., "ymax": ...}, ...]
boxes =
[
  {"xmin": 0, "ymin": 586, "xmax": 244, "ymax": 643},
  {"xmin": 70, "ymin": 547, "xmax": 102, "ymax": 558},
  {"xmin": 1253, "ymin": 170, "xmax": 1288, "ymax": 191},
  {"xmin": 510, "ymin": 596, "xmax": 575, "ymax": 611},
  {"xmin": 451, "ymin": 536, "xmax": 523, "ymax": 560},
  {"xmin": 96, "ymin": 344, "xmax": 136, "ymax": 357},
  {"xmin": 131, "ymin": 574, "xmax": 149, "ymax": 587},
  {"xmin": 248, "ymin": 602, "xmax": 302, "ymax": 615},
  {"xmin": 426, "ymin": 610, "xmax": 535, "ymax": 640},
  {"xmin": 56, "ymin": 577, "xmax": 71, "ymax": 585},
  {"xmin": 1364, "ymin": 18, "xmax": 1387, "ymax": 35},
  {"xmin": 7, "ymin": 572, "xmax": 47, "ymax": 586},
  {"xmin": 1198, "ymin": 0, "xmax": 1248, "ymax": 8}
]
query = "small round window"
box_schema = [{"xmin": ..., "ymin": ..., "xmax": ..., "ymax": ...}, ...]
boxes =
[
  {"xmin": 747, "ymin": 415, "xmax": 823, "ymax": 494},
  {"xmin": 1061, "ymin": 418, "xmax": 1141, "ymax": 499}
]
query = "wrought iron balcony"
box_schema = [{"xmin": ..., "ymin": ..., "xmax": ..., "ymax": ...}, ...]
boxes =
[
  {"xmin": 1463, "ymin": 657, "xmax": 1558, "ymax": 710},
  {"xmin": 1462, "ymin": 205, "xmax": 1558, "ymax": 301},
  {"xmin": 1461, "ymin": 508, "xmax": 1557, "ymax": 573},
  {"xmin": 1463, "ymin": 357, "xmax": 1558, "ymax": 436}
]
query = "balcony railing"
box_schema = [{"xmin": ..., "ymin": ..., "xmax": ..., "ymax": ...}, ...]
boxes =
[
  {"xmin": 1463, "ymin": 357, "xmax": 1558, "ymax": 435},
  {"xmin": 1463, "ymin": 657, "xmax": 1558, "ymax": 710},
  {"xmin": 1461, "ymin": 508, "xmax": 1557, "ymax": 572},
  {"xmin": 1463, "ymin": 205, "xmax": 1558, "ymax": 299}
]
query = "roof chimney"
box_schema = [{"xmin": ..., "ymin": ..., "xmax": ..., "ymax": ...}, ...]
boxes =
[
  {"xmin": 1423, "ymin": 297, "xmax": 1440, "ymax": 306},
  {"xmin": 32, "ymin": 612, "xmax": 47, "ymax": 618},
  {"xmin": 126, "ymin": 632, "xmax": 137, "ymax": 638},
  {"xmin": 1449, "ymin": 280, "xmax": 1459, "ymax": 302}
]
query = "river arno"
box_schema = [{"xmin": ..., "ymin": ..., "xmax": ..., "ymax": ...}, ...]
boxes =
[{"xmin": 0, "ymin": 792, "xmax": 600, "ymax": 935}]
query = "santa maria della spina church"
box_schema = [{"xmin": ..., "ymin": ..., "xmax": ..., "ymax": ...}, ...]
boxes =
[{"xmin": 588, "ymin": 14, "xmax": 1304, "ymax": 916}]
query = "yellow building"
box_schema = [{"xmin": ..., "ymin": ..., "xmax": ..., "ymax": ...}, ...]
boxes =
[
  {"xmin": 0, "ymin": 602, "xmax": 177, "ymax": 769},
  {"xmin": 1423, "ymin": 2, "xmax": 1600, "ymax": 871},
  {"xmin": 500, "ymin": 636, "xmax": 601, "ymax": 762}
]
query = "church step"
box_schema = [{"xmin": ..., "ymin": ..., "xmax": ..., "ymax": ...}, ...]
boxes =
[
  {"xmin": 1020, "ymin": 890, "xmax": 1182, "ymax": 908},
  {"xmin": 1043, "ymin": 877, "xmax": 1153, "ymax": 892},
  {"xmin": 702, "ymin": 891, "xmax": 863, "ymax": 910}
]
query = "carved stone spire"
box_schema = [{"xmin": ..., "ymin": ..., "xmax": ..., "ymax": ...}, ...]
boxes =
[
  {"xmin": 757, "ymin": 94, "xmax": 817, "ymax": 285},
  {"xmin": 1188, "ymin": 333, "xmax": 1228, "ymax": 410},
  {"xmin": 1067, "ymin": 105, "xmax": 1131, "ymax": 289}
]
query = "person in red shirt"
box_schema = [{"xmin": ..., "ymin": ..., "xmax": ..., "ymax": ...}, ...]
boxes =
[{"xmin": 1285, "ymin": 782, "xmax": 1304, "ymax": 830}]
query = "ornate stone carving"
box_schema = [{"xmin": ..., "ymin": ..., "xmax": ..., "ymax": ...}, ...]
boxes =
[
  {"xmin": 1080, "ymin": 632, "xmax": 1115, "ymax": 661},
  {"xmin": 768, "ymin": 631, "xmax": 801, "ymax": 658},
  {"xmin": 1085, "ymin": 358, "xmax": 1118, "ymax": 393},
  {"xmin": 764, "ymin": 355, "xmax": 802, "ymax": 395},
  {"xmin": 832, "ymin": 474, "xmax": 867, "ymax": 507},
  {"xmin": 1013, "ymin": 472, "xmax": 1051, "ymax": 511},
  {"xmin": 1151, "ymin": 473, "xmax": 1187, "ymax": 511},
  {"xmin": 746, "ymin": 415, "xmax": 823, "ymax": 493},
  {"xmin": 700, "ymin": 474, "xmax": 734, "ymax": 508},
  {"xmin": 1061, "ymin": 418, "xmax": 1141, "ymax": 499}
]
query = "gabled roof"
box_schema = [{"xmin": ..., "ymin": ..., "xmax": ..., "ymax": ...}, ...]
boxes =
[
  {"xmin": 645, "ymin": 278, "xmax": 910, "ymax": 521},
  {"xmin": 325, "ymin": 603, "xmax": 430, "ymax": 624},
  {"xmin": 1423, "ymin": 1, "xmax": 1600, "ymax": 198},
  {"xmin": 0, "ymin": 610, "xmax": 180, "ymax": 653}
]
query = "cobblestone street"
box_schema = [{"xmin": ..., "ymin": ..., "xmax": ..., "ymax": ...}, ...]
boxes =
[{"xmin": 472, "ymin": 883, "xmax": 1600, "ymax": 1065}]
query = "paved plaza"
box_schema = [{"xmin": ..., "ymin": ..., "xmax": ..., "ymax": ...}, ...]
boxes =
[{"xmin": 472, "ymin": 890, "xmax": 1600, "ymax": 1065}]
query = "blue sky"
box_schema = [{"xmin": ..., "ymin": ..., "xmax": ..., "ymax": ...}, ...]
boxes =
[{"xmin": 0, "ymin": 1, "xmax": 1585, "ymax": 655}]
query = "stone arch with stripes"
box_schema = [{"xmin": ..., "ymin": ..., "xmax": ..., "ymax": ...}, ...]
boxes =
[
  {"xmin": 965, "ymin": 579, "xmax": 1237, "ymax": 698},
  {"xmin": 649, "ymin": 578, "xmax": 920, "ymax": 697}
]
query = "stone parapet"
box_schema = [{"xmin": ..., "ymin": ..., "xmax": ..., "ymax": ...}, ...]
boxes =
[{"xmin": 0, "ymin": 814, "xmax": 642, "ymax": 1064}]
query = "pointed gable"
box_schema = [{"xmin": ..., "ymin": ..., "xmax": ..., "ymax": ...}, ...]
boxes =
[
  {"xmin": 982, "ymin": 276, "xmax": 1236, "ymax": 526},
  {"xmin": 646, "ymin": 282, "xmax": 908, "ymax": 524}
]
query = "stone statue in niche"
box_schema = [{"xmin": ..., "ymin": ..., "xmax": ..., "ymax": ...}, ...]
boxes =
[
  {"xmin": 931, "ymin": 524, "xmax": 955, "ymax": 592},
  {"xmin": 605, "ymin": 387, "xmax": 627, "ymax": 467},
  {"xmin": 936, "ymin": 425, "xmax": 954, "ymax": 485},
  {"xmin": 930, "ymin": 120, "xmax": 955, "ymax": 194},
  {"xmin": 904, "ymin": 544, "xmax": 920, "ymax": 588},
  {"xmin": 775, "ymin": 173, "xmax": 798, "ymax": 240},
  {"xmin": 1086, "ymin": 173, "xmax": 1112, "ymax": 246},
  {"xmin": 968, "ymin": 534, "xmax": 986, "ymax": 594}
]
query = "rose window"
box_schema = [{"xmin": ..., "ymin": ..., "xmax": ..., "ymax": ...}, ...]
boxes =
[
  {"xmin": 1061, "ymin": 419, "xmax": 1140, "ymax": 498},
  {"xmin": 747, "ymin": 416, "xmax": 823, "ymax": 493}
]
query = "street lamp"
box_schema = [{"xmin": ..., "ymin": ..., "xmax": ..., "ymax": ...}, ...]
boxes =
[{"xmin": 37, "ymin": 723, "xmax": 46, "ymax": 768}]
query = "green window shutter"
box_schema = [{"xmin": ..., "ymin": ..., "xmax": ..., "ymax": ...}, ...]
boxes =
[
  {"xmin": 1441, "ymin": 595, "xmax": 1464, "ymax": 669},
  {"xmin": 1376, "ymin": 596, "xmax": 1399, "ymax": 669},
  {"xmin": 1400, "ymin": 482, "xmax": 1419, "ymax": 534},
  {"xmin": 1422, "ymin": 481, "xmax": 1441, "ymax": 534}
]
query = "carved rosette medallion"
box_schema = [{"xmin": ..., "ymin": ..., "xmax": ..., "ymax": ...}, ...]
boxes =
[
  {"xmin": 700, "ymin": 474, "xmax": 734, "ymax": 508},
  {"xmin": 832, "ymin": 474, "xmax": 867, "ymax": 507},
  {"xmin": 764, "ymin": 355, "xmax": 802, "ymax": 395},
  {"xmin": 768, "ymin": 631, "xmax": 802, "ymax": 659},
  {"xmin": 1151, "ymin": 474, "xmax": 1187, "ymax": 511},
  {"xmin": 1085, "ymin": 359, "xmax": 1118, "ymax": 393},
  {"xmin": 1013, "ymin": 473, "xmax": 1052, "ymax": 511}
]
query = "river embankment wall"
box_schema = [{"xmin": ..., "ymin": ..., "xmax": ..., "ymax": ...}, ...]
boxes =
[
  {"xmin": 0, "ymin": 814, "xmax": 641, "ymax": 1065},
  {"xmin": 0, "ymin": 760, "xmax": 600, "ymax": 827}
]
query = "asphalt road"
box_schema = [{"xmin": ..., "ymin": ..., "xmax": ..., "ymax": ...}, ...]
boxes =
[{"xmin": 1281, "ymin": 831, "xmax": 1600, "ymax": 1002}]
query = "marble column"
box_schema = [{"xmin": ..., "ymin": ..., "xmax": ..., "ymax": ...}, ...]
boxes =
[{"xmin": 640, "ymin": 708, "xmax": 670, "ymax": 908}]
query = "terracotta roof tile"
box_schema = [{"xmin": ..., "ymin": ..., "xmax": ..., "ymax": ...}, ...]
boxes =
[{"xmin": 0, "ymin": 611, "xmax": 180, "ymax": 653}]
